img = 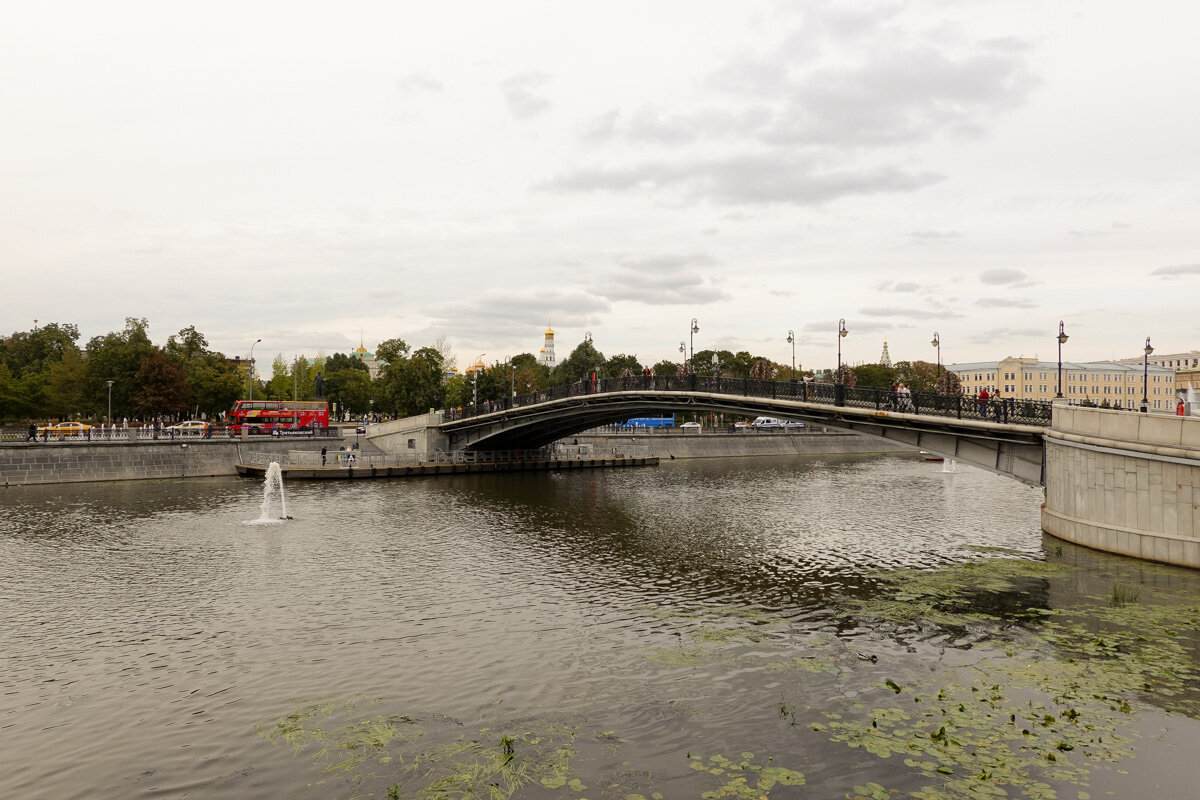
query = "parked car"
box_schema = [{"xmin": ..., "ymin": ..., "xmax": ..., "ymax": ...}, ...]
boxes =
[
  {"xmin": 37, "ymin": 421, "xmax": 92, "ymax": 437},
  {"xmin": 751, "ymin": 417, "xmax": 782, "ymax": 429},
  {"xmin": 782, "ymin": 420, "xmax": 805, "ymax": 429},
  {"xmin": 680, "ymin": 422, "xmax": 702, "ymax": 430},
  {"xmin": 167, "ymin": 421, "xmax": 210, "ymax": 435}
]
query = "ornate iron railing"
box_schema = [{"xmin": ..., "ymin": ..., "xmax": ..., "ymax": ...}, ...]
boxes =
[{"xmin": 443, "ymin": 375, "xmax": 1055, "ymax": 427}]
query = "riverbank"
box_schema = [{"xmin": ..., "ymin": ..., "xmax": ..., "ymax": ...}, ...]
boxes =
[
  {"xmin": 0, "ymin": 438, "xmax": 332, "ymax": 486},
  {"xmin": 572, "ymin": 428, "xmax": 914, "ymax": 460},
  {"xmin": 0, "ymin": 429, "xmax": 912, "ymax": 486}
]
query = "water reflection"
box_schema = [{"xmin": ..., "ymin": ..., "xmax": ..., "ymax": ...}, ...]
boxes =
[{"xmin": 1, "ymin": 454, "xmax": 1198, "ymax": 800}]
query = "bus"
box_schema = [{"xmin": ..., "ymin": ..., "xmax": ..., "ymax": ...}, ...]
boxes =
[
  {"xmin": 618, "ymin": 415, "xmax": 675, "ymax": 428},
  {"xmin": 225, "ymin": 400, "xmax": 329, "ymax": 435}
]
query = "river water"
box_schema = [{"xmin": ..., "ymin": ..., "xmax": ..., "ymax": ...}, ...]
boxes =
[{"xmin": 3, "ymin": 453, "xmax": 1200, "ymax": 800}]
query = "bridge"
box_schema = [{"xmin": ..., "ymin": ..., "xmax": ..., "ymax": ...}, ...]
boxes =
[
  {"xmin": 367, "ymin": 374, "xmax": 1200, "ymax": 570},
  {"xmin": 368, "ymin": 376, "xmax": 1050, "ymax": 482}
]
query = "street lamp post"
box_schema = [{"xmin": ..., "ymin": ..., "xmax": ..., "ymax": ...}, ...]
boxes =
[
  {"xmin": 1142, "ymin": 337, "xmax": 1154, "ymax": 412},
  {"xmin": 787, "ymin": 330, "xmax": 795, "ymax": 381},
  {"xmin": 931, "ymin": 332, "xmax": 941, "ymax": 390},
  {"xmin": 106, "ymin": 380, "xmax": 114, "ymax": 424},
  {"xmin": 689, "ymin": 318, "xmax": 699, "ymax": 370},
  {"xmin": 712, "ymin": 352, "xmax": 719, "ymax": 384},
  {"xmin": 679, "ymin": 341, "xmax": 686, "ymax": 370},
  {"xmin": 1056, "ymin": 321, "xmax": 1068, "ymax": 398},
  {"xmin": 836, "ymin": 319, "xmax": 848, "ymax": 380},
  {"xmin": 249, "ymin": 338, "xmax": 262, "ymax": 401}
]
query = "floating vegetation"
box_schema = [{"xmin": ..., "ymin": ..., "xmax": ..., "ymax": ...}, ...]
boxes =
[
  {"xmin": 687, "ymin": 752, "xmax": 805, "ymax": 799},
  {"xmin": 258, "ymin": 700, "xmax": 586, "ymax": 800},
  {"xmin": 803, "ymin": 555, "xmax": 1200, "ymax": 799}
]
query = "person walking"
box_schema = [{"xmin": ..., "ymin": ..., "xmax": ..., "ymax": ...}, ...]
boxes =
[
  {"xmin": 977, "ymin": 387, "xmax": 990, "ymax": 418},
  {"xmin": 321, "ymin": 446, "xmax": 327, "ymax": 466}
]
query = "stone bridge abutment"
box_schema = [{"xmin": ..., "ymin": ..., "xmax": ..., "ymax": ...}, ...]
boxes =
[{"xmin": 1042, "ymin": 404, "xmax": 1200, "ymax": 568}]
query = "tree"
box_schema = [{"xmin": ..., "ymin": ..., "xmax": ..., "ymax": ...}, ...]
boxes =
[
  {"xmin": 0, "ymin": 322, "xmax": 81, "ymax": 379},
  {"xmin": 551, "ymin": 341, "xmax": 605, "ymax": 386},
  {"xmin": 325, "ymin": 352, "xmax": 369, "ymax": 374},
  {"xmin": 895, "ymin": 360, "xmax": 938, "ymax": 393},
  {"xmin": 325, "ymin": 368, "xmax": 373, "ymax": 418},
  {"xmin": 130, "ymin": 350, "xmax": 192, "ymax": 417},
  {"xmin": 84, "ymin": 318, "xmax": 155, "ymax": 420},
  {"xmin": 853, "ymin": 364, "xmax": 897, "ymax": 389},
  {"xmin": 651, "ymin": 359, "xmax": 679, "ymax": 378},
  {"xmin": 44, "ymin": 349, "xmax": 87, "ymax": 419},
  {"xmin": 602, "ymin": 353, "xmax": 643, "ymax": 379}
]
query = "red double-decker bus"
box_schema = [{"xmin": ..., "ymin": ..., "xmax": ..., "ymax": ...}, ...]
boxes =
[{"xmin": 225, "ymin": 400, "xmax": 329, "ymax": 435}]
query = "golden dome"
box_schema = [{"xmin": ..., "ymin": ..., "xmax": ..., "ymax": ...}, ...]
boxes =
[{"xmin": 545, "ymin": 327, "xmax": 554, "ymax": 337}]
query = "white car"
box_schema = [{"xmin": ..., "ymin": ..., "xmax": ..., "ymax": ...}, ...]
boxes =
[
  {"xmin": 679, "ymin": 422, "xmax": 702, "ymax": 429},
  {"xmin": 751, "ymin": 416, "xmax": 782, "ymax": 429}
]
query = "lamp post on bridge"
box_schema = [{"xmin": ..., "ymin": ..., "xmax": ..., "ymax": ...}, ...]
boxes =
[
  {"xmin": 689, "ymin": 318, "xmax": 699, "ymax": 371},
  {"xmin": 106, "ymin": 380, "xmax": 114, "ymax": 424},
  {"xmin": 471, "ymin": 353, "xmax": 485, "ymax": 407},
  {"xmin": 931, "ymin": 332, "xmax": 941, "ymax": 390},
  {"xmin": 1056, "ymin": 321, "xmax": 1068, "ymax": 398},
  {"xmin": 679, "ymin": 341, "xmax": 686, "ymax": 371},
  {"xmin": 1142, "ymin": 337, "xmax": 1154, "ymax": 412},
  {"xmin": 836, "ymin": 319, "xmax": 848, "ymax": 380},
  {"xmin": 249, "ymin": 338, "xmax": 262, "ymax": 401},
  {"xmin": 787, "ymin": 330, "xmax": 795, "ymax": 381}
]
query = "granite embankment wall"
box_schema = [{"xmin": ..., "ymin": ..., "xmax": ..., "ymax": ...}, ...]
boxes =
[
  {"xmin": 1042, "ymin": 405, "xmax": 1200, "ymax": 568},
  {"xmin": 0, "ymin": 439, "xmax": 333, "ymax": 486},
  {"xmin": 574, "ymin": 429, "xmax": 915, "ymax": 460}
]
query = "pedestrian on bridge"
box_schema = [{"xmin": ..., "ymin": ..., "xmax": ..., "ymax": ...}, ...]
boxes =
[{"xmin": 978, "ymin": 387, "xmax": 990, "ymax": 418}]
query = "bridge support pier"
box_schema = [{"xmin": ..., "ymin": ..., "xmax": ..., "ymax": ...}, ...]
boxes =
[{"xmin": 1042, "ymin": 404, "xmax": 1200, "ymax": 569}]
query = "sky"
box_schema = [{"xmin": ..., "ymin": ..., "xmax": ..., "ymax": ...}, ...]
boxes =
[{"xmin": 4, "ymin": 0, "xmax": 1200, "ymax": 373}]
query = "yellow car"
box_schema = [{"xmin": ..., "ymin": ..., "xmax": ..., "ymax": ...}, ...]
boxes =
[
  {"xmin": 37, "ymin": 422, "xmax": 93, "ymax": 437},
  {"xmin": 167, "ymin": 421, "xmax": 210, "ymax": 435}
]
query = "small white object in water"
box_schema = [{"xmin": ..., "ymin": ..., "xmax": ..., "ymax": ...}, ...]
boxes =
[{"xmin": 941, "ymin": 458, "xmax": 957, "ymax": 473}]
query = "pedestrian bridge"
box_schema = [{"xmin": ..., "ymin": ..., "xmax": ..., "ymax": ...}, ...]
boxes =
[
  {"xmin": 366, "ymin": 375, "xmax": 1200, "ymax": 570},
  {"xmin": 369, "ymin": 375, "xmax": 1052, "ymax": 485}
]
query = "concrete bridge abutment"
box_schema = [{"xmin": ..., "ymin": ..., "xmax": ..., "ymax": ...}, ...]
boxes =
[{"xmin": 1042, "ymin": 403, "xmax": 1200, "ymax": 568}]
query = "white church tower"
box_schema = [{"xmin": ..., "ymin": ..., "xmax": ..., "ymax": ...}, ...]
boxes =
[
  {"xmin": 538, "ymin": 322, "xmax": 556, "ymax": 367},
  {"xmin": 880, "ymin": 340, "xmax": 892, "ymax": 368}
]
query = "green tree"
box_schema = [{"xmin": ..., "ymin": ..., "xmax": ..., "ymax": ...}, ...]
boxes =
[
  {"xmin": 551, "ymin": 341, "xmax": 605, "ymax": 386},
  {"xmin": 895, "ymin": 360, "xmax": 938, "ymax": 393},
  {"xmin": 650, "ymin": 359, "xmax": 679, "ymax": 378},
  {"xmin": 601, "ymin": 353, "xmax": 643, "ymax": 379},
  {"xmin": 325, "ymin": 352, "xmax": 369, "ymax": 374},
  {"xmin": 45, "ymin": 349, "xmax": 87, "ymax": 419},
  {"xmin": 130, "ymin": 350, "xmax": 192, "ymax": 417},
  {"xmin": 84, "ymin": 318, "xmax": 155, "ymax": 420},
  {"xmin": 325, "ymin": 368, "xmax": 373, "ymax": 418},
  {"xmin": 0, "ymin": 322, "xmax": 81, "ymax": 379},
  {"xmin": 853, "ymin": 363, "xmax": 897, "ymax": 389}
]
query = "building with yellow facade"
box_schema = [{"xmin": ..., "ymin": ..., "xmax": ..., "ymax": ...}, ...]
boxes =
[{"xmin": 949, "ymin": 357, "xmax": 1177, "ymax": 410}]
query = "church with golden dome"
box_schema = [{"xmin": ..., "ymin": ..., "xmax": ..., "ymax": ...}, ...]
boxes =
[
  {"xmin": 352, "ymin": 342, "xmax": 382, "ymax": 379},
  {"xmin": 538, "ymin": 323, "xmax": 556, "ymax": 367}
]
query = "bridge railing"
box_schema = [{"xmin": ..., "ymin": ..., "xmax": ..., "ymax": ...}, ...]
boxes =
[{"xmin": 442, "ymin": 374, "xmax": 1054, "ymax": 427}]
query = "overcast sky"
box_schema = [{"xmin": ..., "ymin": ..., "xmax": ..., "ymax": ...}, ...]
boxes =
[{"xmin": 5, "ymin": 1, "xmax": 1199, "ymax": 372}]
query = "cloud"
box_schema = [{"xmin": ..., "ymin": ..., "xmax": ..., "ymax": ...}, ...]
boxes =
[
  {"xmin": 424, "ymin": 288, "xmax": 609, "ymax": 342},
  {"xmin": 396, "ymin": 74, "xmax": 443, "ymax": 93},
  {"xmin": 874, "ymin": 280, "xmax": 922, "ymax": 293},
  {"xmin": 500, "ymin": 72, "xmax": 552, "ymax": 119},
  {"xmin": 906, "ymin": 229, "xmax": 960, "ymax": 242},
  {"xmin": 979, "ymin": 268, "xmax": 1034, "ymax": 288},
  {"xmin": 1151, "ymin": 263, "xmax": 1200, "ymax": 278},
  {"xmin": 975, "ymin": 297, "xmax": 1037, "ymax": 309},
  {"xmin": 592, "ymin": 253, "xmax": 728, "ymax": 305},
  {"xmin": 859, "ymin": 307, "xmax": 964, "ymax": 320},
  {"xmin": 963, "ymin": 326, "xmax": 1046, "ymax": 345},
  {"xmin": 541, "ymin": 154, "xmax": 942, "ymax": 206}
]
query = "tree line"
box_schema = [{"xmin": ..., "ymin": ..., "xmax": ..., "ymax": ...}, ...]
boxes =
[{"xmin": 0, "ymin": 319, "xmax": 958, "ymax": 426}]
